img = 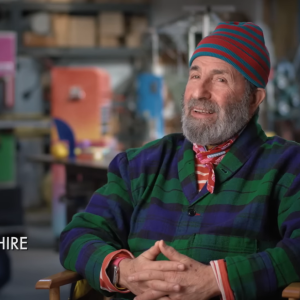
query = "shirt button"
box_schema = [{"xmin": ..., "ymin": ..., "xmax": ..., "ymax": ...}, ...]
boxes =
[{"xmin": 188, "ymin": 208, "xmax": 196, "ymax": 216}]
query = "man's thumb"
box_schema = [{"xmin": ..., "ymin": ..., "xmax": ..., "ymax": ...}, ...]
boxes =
[
  {"xmin": 158, "ymin": 240, "xmax": 185, "ymax": 262},
  {"xmin": 141, "ymin": 241, "xmax": 161, "ymax": 261}
]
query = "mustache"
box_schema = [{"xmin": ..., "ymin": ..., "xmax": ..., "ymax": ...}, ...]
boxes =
[{"xmin": 186, "ymin": 98, "xmax": 220, "ymax": 113}]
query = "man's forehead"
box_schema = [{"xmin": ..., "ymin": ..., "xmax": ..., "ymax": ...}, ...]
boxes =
[
  {"xmin": 191, "ymin": 56, "xmax": 235, "ymax": 70},
  {"xmin": 190, "ymin": 56, "xmax": 240, "ymax": 77}
]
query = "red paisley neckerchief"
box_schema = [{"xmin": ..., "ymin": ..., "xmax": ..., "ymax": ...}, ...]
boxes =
[{"xmin": 193, "ymin": 135, "xmax": 238, "ymax": 193}]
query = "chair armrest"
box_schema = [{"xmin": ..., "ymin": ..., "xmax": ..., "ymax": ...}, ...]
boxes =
[
  {"xmin": 282, "ymin": 282, "xmax": 300, "ymax": 299},
  {"xmin": 36, "ymin": 270, "xmax": 82, "ymax": 289}
]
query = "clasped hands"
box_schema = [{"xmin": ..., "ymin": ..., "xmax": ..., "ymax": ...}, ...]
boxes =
[{"xmin": 118, "ymin": 240, "xmax": 220, "ymax": 300}]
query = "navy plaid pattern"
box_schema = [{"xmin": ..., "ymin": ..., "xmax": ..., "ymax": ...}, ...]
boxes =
[{"xmin": 60, "ymin": 114, "xmax": 300, "ymax": 299}]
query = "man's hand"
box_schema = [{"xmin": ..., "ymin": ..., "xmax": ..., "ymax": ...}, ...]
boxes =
[
  {"xmin": 118, "ymin": 241, "xmax": 185, "ymax": 296},
  {"xmin": 128, "ymin": 240, "xmax": 221, "ymax": 300}
]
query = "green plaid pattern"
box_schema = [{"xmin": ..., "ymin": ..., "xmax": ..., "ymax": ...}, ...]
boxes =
[{"xmin": 60, "ymin": 114, "xmax": 300, "ymax": 299}]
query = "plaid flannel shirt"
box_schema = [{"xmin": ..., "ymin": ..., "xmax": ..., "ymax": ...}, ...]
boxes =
[{"xmin": 60, "ymin": 113, "xmax": 300, "ymax": 300}]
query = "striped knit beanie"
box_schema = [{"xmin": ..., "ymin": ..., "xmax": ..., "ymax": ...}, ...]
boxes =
[{"xmin": 189, "ymin": 22, "xmax": 270, "ymax": 88}]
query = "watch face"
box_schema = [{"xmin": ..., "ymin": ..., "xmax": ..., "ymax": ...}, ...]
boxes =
[{"xmin": 113, "ymin": 265, "xmax": 119, "ymax": 285}]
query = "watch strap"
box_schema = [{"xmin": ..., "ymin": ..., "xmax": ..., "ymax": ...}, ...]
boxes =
[
  {"xmin": 100, "ymin": 250, "xmax": 134, "ymax": 294},
  {"xmin": 112, "ymin": 257, "xmax": 128, "ymax": 290},
  {"xmin": 112, "ymin": 257, "xmax": 127, "ymax": 267}
]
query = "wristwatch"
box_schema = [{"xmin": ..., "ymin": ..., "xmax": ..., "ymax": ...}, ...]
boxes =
[
  {"xmin": 112, "ymin": 264, "xmax": 120, "ymax": 287},
  {"xmin": 111, "ymin": 257, "xmax": 127, "ymax": 290}
]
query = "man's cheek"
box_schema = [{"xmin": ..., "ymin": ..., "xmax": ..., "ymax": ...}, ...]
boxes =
[
  {"xmin": 184, "ymin": 83, "xmax": 195, "ymax": 99},
  {"xmin": 183, "ymin": 101, "xmax": 190, "ymax": 114}
]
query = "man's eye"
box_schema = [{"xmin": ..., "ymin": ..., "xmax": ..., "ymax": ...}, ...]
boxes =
[
  {"xmin": 191, "ymin": 75, "xmax": 200, "ymax": 79},
  {"xmin": 217, "ymin": 78, "xmax": 226, "ymax": 82}
]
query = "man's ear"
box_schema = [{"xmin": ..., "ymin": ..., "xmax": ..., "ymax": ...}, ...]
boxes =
[{"xmin": 250, "ymin": 88, "xmax": 266, "ymax": 115}]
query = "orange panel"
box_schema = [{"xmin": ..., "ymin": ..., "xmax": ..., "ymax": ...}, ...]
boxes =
[{"xmin": 51, "ymin": 67, "xmax": 112, "ymax": 143}]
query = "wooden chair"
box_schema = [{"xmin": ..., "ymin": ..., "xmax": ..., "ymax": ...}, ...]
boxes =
[
  {"xmin": 35, "ymin": 270, "xmax": 112, "ymax": 300},
  {"xmin": 36, "ymin": 270, "xmax": 300, "ymax": 300}
]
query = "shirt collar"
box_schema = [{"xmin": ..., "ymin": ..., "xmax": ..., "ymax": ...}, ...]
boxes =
[{"xmin": 193, "ymin": 124, "xmax": 247, "ymax": 153}]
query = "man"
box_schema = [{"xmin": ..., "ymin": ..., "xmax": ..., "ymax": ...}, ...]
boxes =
[{"xmin": 60, "ymin": 22, "xmax": 300, "ymax": 300}]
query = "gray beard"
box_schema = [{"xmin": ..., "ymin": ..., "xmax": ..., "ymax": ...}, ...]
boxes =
[{"xmin": 181, "ymin": 91, "xmax": 251, "ymax": 146}]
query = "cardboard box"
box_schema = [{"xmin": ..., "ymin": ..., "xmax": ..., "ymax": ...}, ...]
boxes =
[
  {"xmin": 98, "ymin": 12, "xmax": 125, "ymax": 37},
  {"xmin": 93, "ymin": 0, "xmax": 125, "ymax": 2},
  {"xmin": 125, "ymin": 33, "xmax": 141, "ymax": 48},
  {"xmin": 50, "ymin": 0, "xmax": 86, "ymax": 2},
  {"xmin": 128, "ymin": 16, "xmax": 148, "ymax": 33},
  {"xmin": 23, "ymin": 32, "xmax": 56, "ymax": 47},
  {"xmin": 24, "ymin": 0, "xmax": 46, "ymax": 3},
  {"xmin": 121, "ymin": 0, "xmax": 150, "ymax": 3},
  {"xmin": 98, "ymin": 35, "xmax": 121, "ymax": 47},
  {"xmin": 52, "ymin": 14, "xmax": 70, "ymax": 47},
  {"xmin": 24, "ymin": 0, "xmax": 46, "ymax": 2},
  {"xmin": 69, "ymin": 17, "xmax": 96, "ymax": 47}
]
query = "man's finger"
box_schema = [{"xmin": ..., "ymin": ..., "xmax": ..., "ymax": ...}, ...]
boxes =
[
  {"xmin": 129, "ymin": 270, "xmax": 165, "ymax": 282},
  {"xmin": 141, "ymin": 241, "xmax": 161, "ymax": 260},
  {"xmin": 148, "ymin": 280, "xmax": 181, "ymax": 293},
  {"xmin": 158, "ymin": 240, "xmax": 187, "ymax": 263},
  {"xmin": 134, "ymin": 289, "xmax": 167, "ymax": 300},
  {"xmin": 148, "ymin": 261, "xmax": 185, "ymax": 271}
]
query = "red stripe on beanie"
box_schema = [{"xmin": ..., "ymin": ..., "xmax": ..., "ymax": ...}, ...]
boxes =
[
  {"xmin": 212, "ymin": 30, "xmax": 270, "ymax": 62},
  {"xmin": 203, "ymin": 36, "xmax": 268, "ymax": 77},
  {"xmin": 190, "ymin": 22, "xmax": 270, "ymax": 87},
  {"xmin": 192, "ymin": 46, "xmax": 264, "ymax": 86},
  {"xmin": 210, "ymin": 34, "xmax": 269, "ymax": 70},
  {"xmin": 217, "ymin": 24, "xmax": 264, "ymax": 46},
  {"xmin": 244, "ymin": 23, "xmax": 263, "ymax": 35}
]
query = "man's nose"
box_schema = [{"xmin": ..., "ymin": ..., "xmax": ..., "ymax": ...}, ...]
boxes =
[{"xmin": 191, "ymin": 78, "xmax": 211, "ymax": 100}]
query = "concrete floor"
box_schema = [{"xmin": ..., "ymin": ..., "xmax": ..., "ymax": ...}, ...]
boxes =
[
  {"xmin": 0, "ymin": 209, "xmax": 70, "ymax": 300},
  {"xmin": 0, "ymin": 248, "xmax": 70, "ymax": 300}
]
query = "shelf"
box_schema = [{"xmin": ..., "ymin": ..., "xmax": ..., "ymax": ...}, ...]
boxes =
[
  {"xmin": 28, "ymin": 154, "xmax": 111, "ymax": 170},
  {"xmin": 0, "ymin": 119, "xmax": 51, "ymax": 130},
  {"xmin": 18, "ymin": 47, "xmax": 144, "ymax": 58},
  {"xmin": 2, "ymin": 1, "xmax": 151, "ymax": 59},
  {"xmin": 1, "ymin": 1, "xmax": 151, "ymax": 14}
]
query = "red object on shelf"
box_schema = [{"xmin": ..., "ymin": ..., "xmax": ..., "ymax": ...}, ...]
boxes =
[
  {"xmin": 51, "ymin": 67, "xmax": 112, "ymax": 143},
  {"xmin": 0, "ymin": 32, "xmax": 16, "ymax": 108}
]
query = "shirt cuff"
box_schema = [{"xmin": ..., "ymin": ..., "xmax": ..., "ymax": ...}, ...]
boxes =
[
  {"xmin": 210, "ymin": 260, "xmax": 234, "ymax": 300},
  {"xmin": 100, "ymin": 249, "xmax": 134, "ymax": 294}
]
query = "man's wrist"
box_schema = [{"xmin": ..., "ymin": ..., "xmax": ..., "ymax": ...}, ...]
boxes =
[
  {"xmin": 205, "ymin": 265, "xmax": 221, "ymax": 298},
  {"xmin": 118, "ymin": 258, "xmax": 132, "ymax": 289},
  {"xmin": 101, "ymin": 250, "xmax": 134, "ymax": 294}
]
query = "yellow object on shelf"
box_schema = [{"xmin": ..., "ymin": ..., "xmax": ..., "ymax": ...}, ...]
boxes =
[
  {"xmin": 51, "ymin": 142, "xmax": 69, "ymax": 159},
  {"xmin": 265, "ymin": 131, "xmax": 276, "ymax": 137}
]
